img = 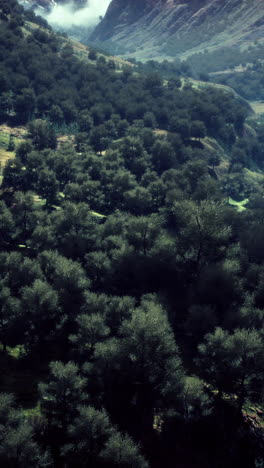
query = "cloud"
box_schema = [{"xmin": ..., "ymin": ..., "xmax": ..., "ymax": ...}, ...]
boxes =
[{"xmin": 39, "ymin": 0, "xmax": 111, "ymax": 29}]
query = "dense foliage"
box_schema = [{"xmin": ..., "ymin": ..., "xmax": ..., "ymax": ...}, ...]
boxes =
[
  {"xmin": 0, "ymin": 1, "xmax": 263, "ymax": 467},
  {"xmin": 211, "ymin": 61, "xmax": 264, "ymax": 101}
]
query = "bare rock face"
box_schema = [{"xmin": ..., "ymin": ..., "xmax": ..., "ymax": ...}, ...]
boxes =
[
  {"xmin": 91, "ymin": 0, "xmax": 264, "ymax": 58},
  {"xmin": 20, "ymin": 0, "xmax": 86, "ymax": 11}
]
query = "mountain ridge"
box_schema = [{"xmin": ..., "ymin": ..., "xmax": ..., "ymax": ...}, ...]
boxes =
[{"xmin": 91, "ymin": 0, "xmax": 264, "ymax": 59}]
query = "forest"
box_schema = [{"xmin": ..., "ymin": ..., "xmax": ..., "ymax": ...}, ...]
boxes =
[{"xmin": 0, "ymin": 1, "xmax": 263, "ymax": 467}]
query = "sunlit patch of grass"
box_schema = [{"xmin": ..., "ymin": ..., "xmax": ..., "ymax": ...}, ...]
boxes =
[
  {"xmin": 90, "ymin": 210, "xmax": 107, "ymax": 218},
  {"xmin": 0, "ymin": 344, "xmax": 26, "ymax": 358},
  {"xmin": 23, "ymin": 401, "xmax": 42, "ymax": 419},
  {"xmin": 32, "ymin": 194, "xmax": 46, "ymax": 206},
  {"xmin": 228, "ymin": 197, "xmax": 249, "ymax": 211}
]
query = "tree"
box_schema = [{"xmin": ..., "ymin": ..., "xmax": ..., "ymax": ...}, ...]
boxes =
[
  {"xmin": 168, "ymin": 200, "xmax": 231, "ymax": 275},
  {"xmin": 37, "ymin": 168, "xmax": 59, "ymax": 205},
  {"xmin": 190, "ymin": 120, "xmax": 206, "ymax": 141},
  {"xmin": 38, "ymin": 250, "xmax": 89, "ymax": 317},
  {"xmin": 80, "ymin": 292, "xmax": 135, "ymax": 335},
  {"xmin": 144, "ymin": 73, "xmax": 163, "ymax": 97},
  {"xmin": 14, "ymin": 88, "xmax": 36, "ymax": 123},
  {"xmin": 16, "ymin": 140, "xmax": 33, "ymax": 165},
  {"xmin": 0, "ymin": 252, "xmax": 43, "ymax": 295},
  {"xmin": 51, "ymin": 202, "xmax": 99, "ymax": 258},
  {"xmin": 92, "ymin": 296, "xmax": 184, "ymax": 436},
  {"xmin": 88, "ymin": 49, "xmax": 97, "ymax": 61},
  {"xmin": 28, "ymin": 120, "xmax": 57, "ymax": 151},
  {"xmin": 11, "ymin": 191, "xmax": 38, "ymax": 243},
  {"xmin": 49, "ymin": 104, "xmax": 64, "ymax": 126},
  {"xmin": 124, "ymin": 215, "xmax": 162, "ymax": 255},
  {"xmin": 169, "ymin": 118, "xmax": 190, "ymax": 141},
  {"xmin": 0, "ymin": 393, "xmax": 51, "ymax": 467},
  {"xmin": 62, "ymin": 406, "xmax": 148, "ymax": 468},
  {"xmin": 143, "ymin": 111, "xmax": 156, "ymax": 128},
  {"xmin": 39, "ymin": 361, "xmax": 87, "ymax": 430},
  {"xmin": 151, "ymin": 140, "xmax": 176, "ymax": 174},
  {"xmin": 124, "ymin": 186, "xmax": 152, "ymax": 215},
  {"xmin": 2, "ymin": 158, "xmax": 25, "ymax": 191},
  {"xmin": 0, "ymin": 201, "xmax": 15, "ymax": 248},
  {"xmin": 21, "ymin": 279, "xmax": 60, "ymax": 352},
  {"xmin": 89, "ymin": 125, "xmax": 110, "ymax": 154},
  {"xmin": 0, "ymin": 91, "xmax": 13, "ymax": 120},
  {"xmin": 62, "ymin": 406, "xmax": 111, "ymax": 467},
  {"xmin": 78, "ymin": 111, "xmax": 93, "ymax": 133},
  {"xmin": 70, "ymin": 314, "xmax": 109, "ymax": 358},
  {"xmin": 0, "ymin": 285, "xmax": 21, "ymax": 352},
  {"xmin": 7, "ymin": 135, "xmax": 15, "ymax": 151},
  {"xmin": 101, "ymin": 432, "xmax": 148, "ymax": 468},
  {"xmin": 196, "ymin": 327, "xmax": 264, "ymax": 409},
  {"xmin": 180, "ymin": 376, "xmax": 212, "ymax": 421}
]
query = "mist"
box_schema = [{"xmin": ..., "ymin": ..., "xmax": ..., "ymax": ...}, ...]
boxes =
[{"xmin": 38, "ymin": 0, "xmax": 111, "ymax": 29}]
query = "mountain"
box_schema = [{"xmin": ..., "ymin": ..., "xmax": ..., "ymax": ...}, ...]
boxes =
[
  {"xmin": 91, "ymin": 0, "xmax": 264, "ymax": 59},
  {"xmin": 20, "ymin": 0, "xmax": 86, "ymax": 10}
]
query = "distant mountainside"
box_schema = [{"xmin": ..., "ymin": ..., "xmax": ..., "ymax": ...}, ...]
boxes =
[
  {"xmin": 20, "ymin": 0, "xmax": 86, "ymax": 10},
  {"xmin": 91, "ymin": 0, "xmax": 264, "ymax": 59}
]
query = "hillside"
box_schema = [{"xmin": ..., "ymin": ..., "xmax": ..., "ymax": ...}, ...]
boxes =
[
  {"xmin": 0, "ymin": 1, "xmax": 264, "ymax": 468},
  {"xmin": 91, "ymin": 0, "xmax": 264, "ymax": 59}
]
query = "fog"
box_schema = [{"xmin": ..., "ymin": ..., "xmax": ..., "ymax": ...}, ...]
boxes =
[{"xmin": 38, "ymin": 0, "xmax": 111, "ymax": 29}]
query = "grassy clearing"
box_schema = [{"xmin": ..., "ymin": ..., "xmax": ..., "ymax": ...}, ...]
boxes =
[
  {"xmin": 23, "ymin": 402, "xmax": 41, "ymax": 419},
  {"xmin": 90, "ymin": 210, "xmax": 107, "ymax": 219},
  {"xmin": 228, "ymin": 197, "xmax": 249, "ymax": 211},
  {"xmin": 33, "ymin": 194, "xmax": 46, "ymax": 207},
  {"xmin": 0, "ymin": 344, "xmax": 26, "ymax": 359},
  {"xmin": 249, "ymin": 101, "xmax": 264, "ymax": 115}
]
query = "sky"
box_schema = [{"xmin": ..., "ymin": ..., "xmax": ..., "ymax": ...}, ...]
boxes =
[{"xmin": 40, "ymin": 0, "xmax": 111, "ymax": 29}]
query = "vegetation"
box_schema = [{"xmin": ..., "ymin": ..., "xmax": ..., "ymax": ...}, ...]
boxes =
[{"xmin": 0, "ymin": 1, "xmax": 263, "ymax": 467}]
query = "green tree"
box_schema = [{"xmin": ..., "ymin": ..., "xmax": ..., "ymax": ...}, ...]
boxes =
[
  {"xmin": 62, "ymin": 406, "xmax": 148, "ymax": 468},
  {"xmin": 0, "ymin": 393, "xmax": 51, "ymax": 467},
  {"xmin": 37, "ymin": 168, "xmax": 59, "ymax": 205},
  {"xmin": 101, "ymin": 432, "xmax": 148, "ymax": 468},
  {"xmin": 70, "ymin": 314, "xmax": 110, "ymax": 358},
  {"xmin": 15, "ymin": 140, "xmax": 33, "ymax": 165},
  {"xmin": 39, "ymin": 361, "xmax": 87, "ymax": 430},
  {"xmin": 124, "ymin": 186, "xmax": 152, "ymax": 215},
  {"xmin": 151, "ymin": 140, "xmax": 176, "ymax": 174},
  {"xmin": 7, "ymin": 135, "xmax": 15, "ymax": 151},
  {"xmin": 51, "ymin": 202, "xmax": 99, "ymax": 258},
  {"xmin": 88, "ymin": 49, "xmax": 97, "ymax": 61},
  {"xmin": 21, "ymin": 279, "xmax": 60, "ymax": 351},
  {"xmin": 190, "ymin": 120, "xmax": 207, "ymax": 141},
  {"xmin": 93, "ymin": 297, "xmax": 184, "ymax": 435},
  {"xmin": 0, "ymin": 285, "xmax": 21, "ymax": 352},
  {"xmin": 11, "ymin": 191, "xmax": 38, "ymax": 243},
  {"xmin": 38, "ymin": 250, "xmax": 89, "ymax": 316},
  {"xmin": 14, "ymin": 88, "xmax": 36, "ymax": 123},
  {"xmin": 124, "ymin": 215, "xmax": 162, "ymax": 255},
  {"xmin": 180, "ymin": 376, "xmax": 212, "ymax": 421},
  {"xmin": 28, "ymin": 120, "xmax": 57, "ymax": 150},
  {"xmin": 196, "ymin": 327, "xmax": 264, "ymax": 408},
  {"xmin": 168, "ymin": 200, "xmax": 231, "ymax": 275},
  {"xmin": 0, "ymin": 201, "xmax": 15, "ymax": 248}
]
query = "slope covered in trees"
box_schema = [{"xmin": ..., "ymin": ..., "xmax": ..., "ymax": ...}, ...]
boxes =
[{"xmin": 0, "ymin": 1, "xmax": 264, "ymax": 467}]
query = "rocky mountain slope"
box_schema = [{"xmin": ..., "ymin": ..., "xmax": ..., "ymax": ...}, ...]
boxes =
[
  {"xmin": 20, "ymin": 0, "xmax": 86, "ymax": 10},
  {"xmin": 91, "ymin": 0, "xmax": 264, "ymax": 59}
]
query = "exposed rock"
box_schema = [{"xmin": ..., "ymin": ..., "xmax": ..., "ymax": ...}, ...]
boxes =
[
  {"xmin": 20, "ymin": 0, "xmax": 86, "ymax": 11},
  {"xmin": 91, "ymin": 0, "xmax": 264, "ymax": 59}
]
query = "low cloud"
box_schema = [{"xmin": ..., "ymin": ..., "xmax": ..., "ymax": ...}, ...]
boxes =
[{"xmin": 39, "ymin": 0, "xmax": 111, "ymax": 29}]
